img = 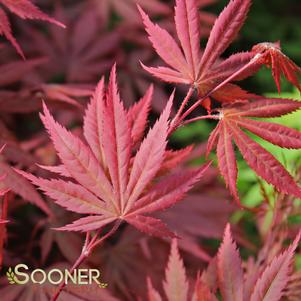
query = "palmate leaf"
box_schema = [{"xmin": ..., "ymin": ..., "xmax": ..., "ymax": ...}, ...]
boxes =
[
  {"xmin": 0, "ymin": 0, "xmax": 64, "ymax": 58},
  {"xmin": 20, "ymin": 65, "xmax": 210, "ymax": 238},
  {"xmin": 207, "ymin": 97, "xmax": 301, "ymax": 203},
  {"xmin": 147, "ymin": 239, "xmax": 189, "ymax": 301},
  {"xmin": 253, "ymin": 42, "xmax": 301, "ymax": 93},
  {"xmin": 140, "ymin": 0, "xmax": 255, "ymax": 105}
]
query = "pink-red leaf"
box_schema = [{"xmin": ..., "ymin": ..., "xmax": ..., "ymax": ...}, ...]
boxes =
[
  {"xmin": 147, "ymin": 278, "xmax": 162, "ymax": 301},
  {"xmin": 141, "ymin": 64, "xmax": 190, "ymax": 84},
  {"xmin": 217, "ymin": 224, "xmax": 243, "ymax": 301},
  {"xmin": 125, "ymin": 92, "xmax": 173, "ymax": 211},
  {"xmin": 1, "ymin": 163, "xmax": 50, "ymax": 215},
  {"xmin": 83, "ymin": 77, "xmax": 106, "ymax": 165},
  {"xmin": 0, "ymin": 8, "xmax": 24, "ymax": 58},
  {"xmin": 127, "ymin": 84, "xmax": 153, "ymax": 146},
  {"xmin": 138, "ymin": 5, "xmax": 190, "ymax": 78},
  {"xmin": 129, "ymin": 163, "xmax": 211, "ymax": 215},
  {"xmin": 250, "ymin": 232, "xmax": 301, "ymax": 301},
  {"xmin": 125, "ymin": 215, "xmax": 176, "ymax": 238},
  {"xmin": 230, "ymin": 123, "xmax": 301, "ymax": 198},
  {"xmin": 102, "ymin": 65, "xmax": 131, "ymax": 210},
  {"xmin": 1, "ymin": 0, "xmax": 65, "ymax": 27},
  {"xmin": 175, "ymin": 0, "xmax": 201, "ymax": 80},
  {"xmin": 57, "ymin": 215, "xmax": 116, "ymax": 232},
  {"xmin": 236, "ymin": 118, "xmax": 301, "ymax": 149},
  {"xmin": 227, "ymin": 98, "xmax": 301, "ymax": 118},
  {"xmin": 40, "ymin": 103, "xmax": 114, "ymax": 207},
  {"xmin": 163, "ymin": 239, "xmax": 189, "ymax": 301},
  {"xmin": 199, "ymin": 0, "xmax": 251, "ymax": 73},
  {"xmin": 18, "ymin": 170, "xmax": 109, "ymax": 215},
  {"xmin": 216, "ymin": 122, "xmax": 239, "ymax": 202}
]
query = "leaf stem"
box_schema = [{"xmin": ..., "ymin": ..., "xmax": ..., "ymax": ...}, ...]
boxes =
[
  {"xmin": 169, "ymin": 53, "xmax": 262, "ymax": 134},
  {"xmin": 182, "ymin": 114, "xmax": 220, "ymax": 126},
  {"xmin": 169, "ymin": 86, "xmax": 194, "ymax": 134},
  {"xmin": 50, "ymin": 221, "xmax": 121, "ymax": 301}
]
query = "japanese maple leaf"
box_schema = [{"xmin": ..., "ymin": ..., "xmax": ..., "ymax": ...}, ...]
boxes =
[
  {"xmin": 206, "ymin": 97, "xmax": 301, "ymax": 204},
  {"xmin": 139, "ymin": 0, "xmax": 257, "ymax": 106},
  {"xmin": 0, "ymin": 0, "xmax": 64, "ymax": 58},
  {"xmin": 147, "ymin": 239, "xmax": 189, "ymax": 301},
  {"xmin": 20, "ymin": 65, "xmax": 210, "ymax": 238},
  {"xmin": 252, "ymin": 41, "xmax": 301, "ymax": 93}
]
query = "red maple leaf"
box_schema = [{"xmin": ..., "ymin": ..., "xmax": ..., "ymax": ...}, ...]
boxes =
[
  {"xmin": 139, "ymin": 0, "xmax": 257, "ymax": 106},
  {"xmin": 252, "ymin": 41, "xmax": 301, "ymax": 93},
  {"xmin": 206, "ymin": 98, "xmax": 301, "ymax": 204},
  {"xmin": 19, "ymin": 65, "xmax": 210, "ymax": 238}
]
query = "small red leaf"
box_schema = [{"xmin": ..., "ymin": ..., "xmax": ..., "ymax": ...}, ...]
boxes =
[
  {"xmin": 217, "ymin": 224, "xmax": 244, "ymax": 301},
  {"xmin": 163, "ymin": 239, "xmax": 189, "ymax": 301}
]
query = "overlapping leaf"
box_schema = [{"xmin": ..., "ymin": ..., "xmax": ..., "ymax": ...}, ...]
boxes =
[
  {"xmin": 250, "ymin": 232, "xmax": 301, "ymax": 301},
  {"xmin": 207, "ymin": 97, "xmax": 301, "ymax": 203},
  {"xmin": 20, "ymin": 65, "xmax": 210, "ymax": 238},
  {"xmin": 145, "ymin": 224, "xmax": 301, "ymax": 301},
  {"xmin": 140, "ymin": 0, "xmax": 256, "ymax": 106}
]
